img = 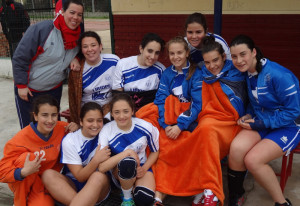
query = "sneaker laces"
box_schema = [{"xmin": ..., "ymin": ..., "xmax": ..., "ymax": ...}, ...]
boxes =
[{"xmin": 203, "ymin": 189, "xmax": 219, "ymax": 206}]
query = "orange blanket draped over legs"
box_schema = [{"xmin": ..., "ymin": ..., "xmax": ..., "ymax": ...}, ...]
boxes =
[{"xmin": 136, "ymin": 81, "xmax": 241, "ymax": 205}]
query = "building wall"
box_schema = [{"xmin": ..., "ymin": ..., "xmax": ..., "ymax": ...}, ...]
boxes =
[{"xmin": 111, "ymin": 0, "xmax": 300, "ymax": 77}]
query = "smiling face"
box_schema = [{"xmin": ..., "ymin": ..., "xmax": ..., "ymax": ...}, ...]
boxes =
[
  {"xmin": 62, "ymin": 3, "xmax": 83, "ymax": 30},
  {"xmin": 186, "ymin": 22, "xmax": 207, "ymax": 49},
  {"xmin": 230, "ymin": 44, "xmax": 257, "ymax": 73},
  {"xmin": 168, "ymin": 42, "xmax": 189, "ymax": 72},
  {"xmin": 81, "ymin": 37, "xmax": 102, "ymax": 65},
  {"xmin": 34, "ymin": 104, "xmax": 58, "ymax": 137},
  {"xmin": 80, "ymin": 109, "xmax": 103, "ymax": 138},
  {"xmin": 138, "ymin": 41, "xmax": 161, "ymax": 67},
  {"xmin": 203, "ymin": 50, "xmax": 226, "ymax": 75},
  {"xmin": 111, "ymin": 100, "xmax": 134, "ymax": 131}
]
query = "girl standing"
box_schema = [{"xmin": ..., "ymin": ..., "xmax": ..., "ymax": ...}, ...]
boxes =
[
  {"xmin": 13, "ymin": 0, "xmax": 83, "ymax": 128},
  {"xmin": 112, "ymin": 33, "xmax": 166, "ymax": 110},
  {"xmin": 98, "ymin": 93, "xmax": 159, "ymax": 206},
  {"xmin": 184, "ymin": 12, "xmax": 231, "ymax": 68},
  {"xmin": 228, "ymin": 35, "xmax": 300, "ymax": 206},
  {"xmin": 0, "ymin": 95, "xmax": 78, "ymax": 206}
]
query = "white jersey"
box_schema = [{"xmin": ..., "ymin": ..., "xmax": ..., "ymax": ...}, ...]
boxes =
[
  {"xmin": 60, "ymin": 129, "xmax": 99, "ymax": 178},
  {"xmin": 82, "ymin": 53, "xmax": 119, "ymax": 106},
  {"xmin": 112, "ymin": 55, "xmax": 165, "ymax": 92},
  {"xmin": 99, "ymin": 117, "xmax": 159, "ymax": 164},
  {"xmin": 185, "ymin": 33, "xmax": 231, "ymax": 68}
]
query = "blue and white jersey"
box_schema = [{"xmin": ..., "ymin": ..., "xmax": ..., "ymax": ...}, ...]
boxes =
[
  {"xmin": 112, "ymin": 55, "xmax": 165, "ymax": 92},
  {"xmin": 60, "ymin": 129, "xmax": 99, "ymax": 179},
  {"xmin": 185, "ymin": 33, "xmax": 231, "ymax": 68},
  {"xmin": 82, "ymin": 53, "xmax": 119, "ymax": 106},
  {"xmin": 171, "ymin": 71, "xmax": 189, "ymax": 103},
  {"xmin": 154, "ymin": 63, "xmax": 191, "ymax": 129},
  {"xmin": 99, "ymin": 117, "xmax": 159, "ymax": 164}
]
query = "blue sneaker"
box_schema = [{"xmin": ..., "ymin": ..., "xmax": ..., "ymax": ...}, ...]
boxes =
[{"xmin": 121, "ymin": 198, "xmax": 135, "ymax": 206}]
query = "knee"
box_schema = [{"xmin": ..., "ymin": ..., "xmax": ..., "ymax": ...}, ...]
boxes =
[
  {"xmin": 118, "ymin": 157, "xmax": 137, "ymax": 180},
  {"xmin": 244, "ymin": 153, "xmax": 259, "ymax": 173},
  {"xmin": 89, "ymin": 171, "xmax": 109, "ymax": 186},
  {"xmin": 229, "ymin": 139, "xmax": 247, "ymax": 162},
  {"xmin": 133, "ymin": 186, "xmax": 154, "ymax": 206},
  {"xmin": 41, "ymin": 169, "xmax": 59, "ymax": 185}
]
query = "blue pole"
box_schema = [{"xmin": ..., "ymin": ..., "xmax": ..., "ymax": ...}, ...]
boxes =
[{"xmin": 214, "ymin": 0, "xmax": 223, "ymax": 35}]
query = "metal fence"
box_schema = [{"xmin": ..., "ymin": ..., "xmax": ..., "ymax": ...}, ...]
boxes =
[{"xmin": 0, "ymin": 0, "xmax": 109, "ymax": 57}]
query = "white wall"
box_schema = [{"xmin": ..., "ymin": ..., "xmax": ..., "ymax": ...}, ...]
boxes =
[{"xmin": 0, "ymin": 58, "xmax": 13, "ymax": 78}]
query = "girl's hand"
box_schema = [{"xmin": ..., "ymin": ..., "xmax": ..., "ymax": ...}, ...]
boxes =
[
  {"xmin": 237, "ymin": 114, "xmax": 252, "ymax": 125},
  {"xmin": 166, "ymin": 125, "xmax": 181, "ymax": 139},
  {"xmin": 21, "ymin": 153, "xmax": 43, "ymax": 178},
  {"xmin": 70, "ymin": 58, "xmax": 81, "ymax": 71},
  {"xmin": 18, "ymin": 87, "xmax": 33, "ymax": 102},
  {"xmin": 165, "ymin": 126, "xmax": 172, "ymax": 137},
  {"xmin": 125, "ymin": 149, "xmax": 140, "ymax": 165},
  {"xmin": 65, "ymin": 122, "xmax": 79, "ymax": 132},
  {"xmin": 94, "ymin": 145, "xmax": 111, "ymax": 163},
  {"xmin": 238, "ymin": 114, "xmax": 254, "ymax": 130},
  {"xmin": 136, "ymin": 165, "xmax": 146, "ymax": 179}
]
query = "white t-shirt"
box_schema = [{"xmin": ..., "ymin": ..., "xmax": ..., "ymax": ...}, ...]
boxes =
[
  {"xmin": 61, "ymin": 129, "xmax": 99, "ymax": 178},
  {"xmin": 112, "ymin": 55, "xmax": 165, "ymax": 92}
]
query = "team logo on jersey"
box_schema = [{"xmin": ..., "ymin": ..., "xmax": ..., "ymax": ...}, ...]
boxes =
[
  {"xmin": 280, "ymin": 136, "xmax": 288, "ymax": 144},
  {"xmin": 264, "ymin": 73, "xmax": 271, "ymax": 85},
  {"xmin": 105, "ymin": 75, "xmax": 111, "ymax": 81},
  {"xmin": 146, "ymin": 80, "xmax": 152, "ymax": 88}
]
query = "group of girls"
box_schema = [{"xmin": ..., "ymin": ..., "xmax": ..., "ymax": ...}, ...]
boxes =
[
  {"xmin": 68, "ymin": 31, "xmax": 166, "ymax": 123},
  {"xmin": 0, "ymin": 7, "xmax": 299, "ymax": 206}
]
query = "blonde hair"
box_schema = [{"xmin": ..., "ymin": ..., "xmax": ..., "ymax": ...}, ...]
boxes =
[{"xmin": 166, "ymin": 36, "xmax": 196, "ymax": 80}]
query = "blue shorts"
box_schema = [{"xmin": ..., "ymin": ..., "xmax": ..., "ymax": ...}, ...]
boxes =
[{"xmin": 258, "ymin": 127, "xmax": 300, "ymax": 154}]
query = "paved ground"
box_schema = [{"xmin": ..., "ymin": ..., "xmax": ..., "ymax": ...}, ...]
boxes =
[{"xmin": 0, "ymin": 19, "xmax": 299, "ymax": 206}]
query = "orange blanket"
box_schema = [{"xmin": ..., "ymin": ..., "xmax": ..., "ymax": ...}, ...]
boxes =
[{"xmin": 136, "ymin": 81, "xmax": 241, "ymax": 205}]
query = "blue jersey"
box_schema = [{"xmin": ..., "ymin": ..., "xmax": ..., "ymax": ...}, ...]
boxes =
[
  {"xmin": 99, "ymin": 117, "xmax": 159, "ymax": 164},
  {"xmin": 247, "ymin": 58, "xmax": 300, "ymax": 129},
  {"xmin": 82, "ymin": 53, "xmax": 119, "ymax": 106},
  {"xmin": 154, "ymin": 63, "xmax": 191, "ymax": 129},
  {"xmin": 60, "ymin": 129, "xmax": 99, "ymax": 179},
  {"xmin": 185, "ymin": 33, "xmax": 231, "ymax": 68},
  {"xmin": 112, "ymin": 55, "xmax": 165, "ymax": 92}
]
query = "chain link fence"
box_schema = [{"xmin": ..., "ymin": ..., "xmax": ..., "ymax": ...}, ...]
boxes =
[{"xmin": 0, "ymin": 0, "xmax": 109, "ymax": 57}]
